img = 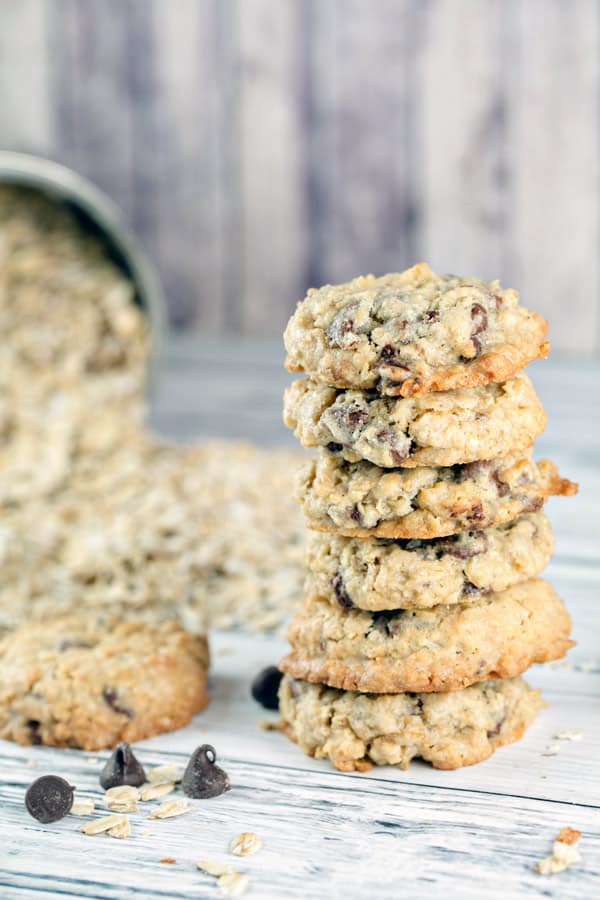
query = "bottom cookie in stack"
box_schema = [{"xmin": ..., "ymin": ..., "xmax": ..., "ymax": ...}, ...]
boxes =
[
  {"xmin": 277, "ymin": 578, "xmax": 573, "ymax": 770},
  {"xmin": 278, "ymin": 675, "xmax": 544, "ymax": 771}
]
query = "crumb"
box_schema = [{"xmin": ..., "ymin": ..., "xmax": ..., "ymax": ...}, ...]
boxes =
[
  {"xmin": 542, "ymin": 744, "xmax": 561, "ymax": 757},
  {"xmin": 160, "ymin": 858, "xmax": 177, "ymax": 864},
  {"xmin": 534, "ymin": 828, "xmax": 582, "ymax": 875}
]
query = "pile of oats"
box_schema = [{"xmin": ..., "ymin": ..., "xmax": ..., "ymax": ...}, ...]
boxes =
[{"xmin": 0, "ymin": 186, "xmax": 304, "ymax": 634}]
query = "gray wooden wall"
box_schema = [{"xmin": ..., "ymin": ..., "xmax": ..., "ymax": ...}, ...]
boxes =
[{"xmin": 0, "ymin": 0, "xmax": 598, "ymax": 352}]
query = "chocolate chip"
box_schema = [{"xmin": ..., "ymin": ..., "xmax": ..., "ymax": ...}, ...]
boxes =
[
  {"xmin": 26, "ymin": 719, "xmax": 42, "ymax": 745},
  {"xmin": 436, "ymin": 532, "xmax": 489, "ymax": 560},
  {"xmin": 471, "ymin": 302, "xmax": 488, "ymax": 335},
  {"xmin": 25, "ymin": 775, "xmax": 74, "ymax": 823},
  {"xmin": 465, "ymin": 502, "xmax": 485, "ymax": 525},
  {"xmin": 374, "ymin": 428, "xmax": 412, "ymax": 465},
  {"xmin": 332, "ymin": 574, "xmax": 354, "ymax": 609},
  {"xmin": 486, "ymin": 717, "xmax": 504, "ymax": 738},
  {"xmin": 326, "ymin": 302, "xmax": 363, "ymax": 348},
  {"xmin": 492, "ymin": 469, "xmax": 510, "ymax": 497},
  {"xmin": 424, "ymin": 309, "xmax": 440, "ymax": 324},
  {"xmin": 182, "ymin": 745, "xmax": 231, "ymax": 799},
  {"xmin": 325, "ymin": 442, "xmax": 343, "ymax": 453},
  {"xmin": 99, "ymin": 742, "xmax": 146, "ymax": 789},
  {"xmin": 462, "ymin": 580, "xmax": 481, "ymax": 596},
  {"xmin": 322, "ymin": 401, "xmax": 369, "ymax": 441},
  {"xmin": 102, "ymin": 687, "xmax": 133, "ymax": 718},
  {"xmin": 349, "ymin": 504, "xmax": 362, "ymax": 523},
  {"xmin": 251, "ymin": 666, "xmax": 283, "ymax": 710}
]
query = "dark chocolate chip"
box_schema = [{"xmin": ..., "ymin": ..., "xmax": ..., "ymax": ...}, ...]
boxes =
[
  {"xmin": 182, "ymin": 745, "xmax": 231, "ymax": 799},
  {"xmin": 492, "ymin": 469, "xmax": 510, "ymax": 497},
  {"xmin": 436, "ymin": 532, "xmax": 489, "ymax": 560},
  {"xmin": 374, "ymin": 428, "xmax": 411, "ymax": 465},
  {"xmin": 471, "ymin": 302, "xmax": 488, "ymax": 335},
  {"xmin": 27, "ymin": 719, "xmax": 42, "ymax": 745},
  {"xmin": 486, "ymin": 718, "xmax": 504, "ymax": 738},
  {"xmin": 325, "ymin": 442, "xmax": 344, "ymax": 453},
  {"xmin": 326, "ymin": 302, "xmax": 364, "ymax": 348},
  {"xmin": 332, "ymin": 574, "xmax": 354, "ymax": 609},
  {"xmin": 424, "ymin": 309, "xmax": 440, "ymax": 324},
  {"xmin": 462, "ymin": 580, "xmax": 481, "ymax": 596},
  {"xmin": 25, "ymin": 775, "xmax": 74, "ymax": 823},
  {"xmin": 102, "ymin": 687, "xmax": 133, "ymax": 718},
  {"xmin": 349, "ymin": 505, "xmax": 362, "ymax": 523},
  {"xmin": 99, "ymin": 742, "xmax": 146, "ymax": 789},
  {"xmin": 466, "ymin": 502, "xmax": 485, "ymax": 524},
  {"xmin": 251, "ymin": 666, "xmax": 283, "ymax": 711}
]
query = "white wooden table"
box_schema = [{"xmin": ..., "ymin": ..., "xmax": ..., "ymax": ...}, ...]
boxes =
[{"xmin": 1, "ymin": 339, "xmax": 599, "ymax": 899}]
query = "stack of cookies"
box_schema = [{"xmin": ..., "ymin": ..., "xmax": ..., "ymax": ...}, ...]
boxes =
[{"xmin": 277, "ymin": 263, "xmax": 577, "ymax": 771}]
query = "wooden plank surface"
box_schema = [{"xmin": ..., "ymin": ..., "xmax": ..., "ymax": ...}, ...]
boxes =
[
  {"xmin": 0, "ymin": 340, "xmax": 598, "ymax": 899},
  {"xmin": 0, "ymin": 1, "xmax": 599, "ymax": 347}
]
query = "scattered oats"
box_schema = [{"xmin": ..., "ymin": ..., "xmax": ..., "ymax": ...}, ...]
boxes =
[
  {"xmin": 542, "ymin": 744, "xmax": 561, "ymax": 757},
  {"xmin": 147, "ymin": 764, "xmax": 183, "ymax": 784},
  {"xmin": 140, "ymin": 782, "xmax": 176, "ymax": 801},
  {"xmin": 81, "ymin": 814, "xmax": 128, "ymax": 836},
  {"xmin": 534, "ymin": 828, "xmax": 582, "ymax": 875},
  {"xmin": 160, "ymin": 858, "xmax": 176, "ymax": 864},
  {"xmin": 147, "ymin": 799, "xmax": 193, "ymax": 819},
  {"xmin": 555, "ymin": 730, "xmax": 583, "ymax": 742},
  {"xmin": 86, "ymin": 757, "xmax": 99, "ymax": 766},
  {"xmin": 197, "ymin": 860, "xmax": 234, "ymax": 877},
  {"xmin": 70, "ymin": 797, "xmax": 96, "ymax": 816},
  {"xmin": 108, "ymin": 817, "xmax": 131, "ymax": 839},
  {"xmin": 104, "ymin": 784, "xmax": 140, "ymax": 812},
  {"xmin": 26, "ymin": 759, "xmax": 37, "ymax": 769},
  {"xmin": 219, "ymin": 871, "xmax": 249, "ymax": 898},
  {"xmin": 230, "ymin": 832, "xmax": 262, "ymax": 857}
]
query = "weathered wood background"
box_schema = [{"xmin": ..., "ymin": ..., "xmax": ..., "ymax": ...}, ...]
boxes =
[{"xmin": 0, "ymin": 0, "xmax": 598, "ymax": 350}]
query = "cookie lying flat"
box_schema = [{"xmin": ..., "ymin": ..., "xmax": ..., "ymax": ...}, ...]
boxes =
[
  {"xmin": 306, "ymin": 512, "xmax": 553, "ymax": 611},
  {"xmin": 0, "ymin": 616, "xmax": 210, "ymax": 749},
  {"xmin": 284, "ymin": 263, "xmax": 548, "ymax": 397},
  {"xmin": 278, "ymin": 675, "xmax": 544, "ymax": 771},
  {"xmin": 284, "ymin": 374, "xmax": 546, "ymax": 468},
  {"xmin": 280, "ymin": 579, "xmax": 572, "ymax": 693},
  {"xmin": 297, "ymin": 451, "xmax": 577, "ymax": 539}
]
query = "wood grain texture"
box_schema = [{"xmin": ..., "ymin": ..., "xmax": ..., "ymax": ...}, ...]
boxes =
[
  {"xmin": 0, "ymin": 1, "xmax": 599, "ymax": 343},
  {"xmin": 0, "ymin": 344, "xmax": 599, "ymax": 898}
]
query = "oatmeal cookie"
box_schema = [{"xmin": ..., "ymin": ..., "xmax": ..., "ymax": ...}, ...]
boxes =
[
  {"xmin": 280, "ymin": 579, "xmax": 573, "ymax": 693},
  {"xmin": 306, "ymin": 512, "xmax": 553, "ymax": 611},
  {"xmin": 297, "ymin": 451, "xmax": 576, "ymax": 538},
  {"xmin": 284, "ymin": 263, "xmax": 548, "ymax": 397},
  {"xmin": 0, "ymin": 615, "xmax": 210, "ymax": 749},
  {"xmin": 278, "ymin": 675, "xmax": 544, "ymax": 771},
  {"xmin": 284, "ymin": 374, "xmax": 546, "ymax": 468}
]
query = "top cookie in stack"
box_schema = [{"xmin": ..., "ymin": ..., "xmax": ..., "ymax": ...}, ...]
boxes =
[
  {"xmin": 278, "ymin": 263, "xmax": 577, "ymax": 772},
  {"xmin": 284, "ymin": 262, "xmax": 549, "ymax": 397}
]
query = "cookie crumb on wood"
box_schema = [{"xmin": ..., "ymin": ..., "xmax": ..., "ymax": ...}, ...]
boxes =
[{"xmin": 534, "ymin": 828, "xmax": 582, "ymax": 875}]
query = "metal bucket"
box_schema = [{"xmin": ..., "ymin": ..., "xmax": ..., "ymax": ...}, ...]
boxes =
[{"xmin": 0, "ymin": 151, "xmax": 166, "ymax": 382}]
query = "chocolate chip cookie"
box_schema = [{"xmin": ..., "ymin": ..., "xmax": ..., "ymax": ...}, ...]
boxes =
[
  {"xmin": 278, "ymin": 674, "xmax": 544, "ymax": 771},
  {"xmin": 0, "ymin": 615, "xmax": 210, "ymax": 749},
  {"xmin": 280, "ymin": 579, "xmax": 573, "ymax": 693},
  {"xmin": 284, "ymin": 263, "xmax": 549, "ymax": 397},
  {"xmin": 306, "ymin": 511, "xmax": 553, "ymax": 611},
  {"xmin": 284, "ymin": 374, "xmax": 546, "ymax": 468},
  {"xmin": 297, "ymin": 450, "xmax": 576, "ymax": 538}
]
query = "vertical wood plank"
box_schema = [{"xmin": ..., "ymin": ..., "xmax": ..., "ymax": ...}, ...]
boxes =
[
  {"xmin": 301, "ymin": 0, "xmax": 425, "ymax": 289},
  {"xmin": 0, "ymin": 0, "xmax": 53, "ymax": 153},
  {"xmin": 420, "ymin": 0, "xmax": 508, "ymax": 281},
  {"xmin": 504, "ymin": 0, "xmax": 599, "ymax": 352},
  {"xmin": 238, "ymin": 0, "xmax": 307, "ymax": 334},
  {"xmin": 153, "ymin": 0, "xmax": 224, "ymax": 329},
  {"xmin": 49, "ymin": 0, "xmax": 135, "ymax": 219}
]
